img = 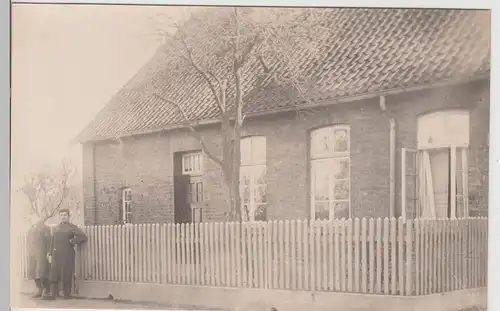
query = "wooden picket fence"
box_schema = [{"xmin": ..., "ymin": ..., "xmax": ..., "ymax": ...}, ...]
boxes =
[{"xmin": 15, "ymin": 217, "xmax": 488, "ymax": 296}]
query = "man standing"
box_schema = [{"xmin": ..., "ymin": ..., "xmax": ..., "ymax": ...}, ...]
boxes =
[
  {"xmin": 26, "ymin": 219, "xmax": 52, "ymax": 298},
  {"xmin": 43, "ymin": 209, "xmax": 87, "ymax": 300}
]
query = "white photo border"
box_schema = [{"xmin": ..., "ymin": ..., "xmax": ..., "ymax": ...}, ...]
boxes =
[{"xmin": 5, "ymin": 1, "xmax": 497, "ymax": 311}]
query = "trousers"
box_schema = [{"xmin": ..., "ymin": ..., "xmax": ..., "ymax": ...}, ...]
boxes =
[
  {"xmin": 49, "ymin": 280, "xmax": 72, "ymax": 299},
  {"xmin": 33, "ymin": 278, "xmax": 50, "ymax": 297}
]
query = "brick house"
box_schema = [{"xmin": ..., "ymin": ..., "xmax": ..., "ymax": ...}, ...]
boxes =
[{"xmin": 76, "ymin": 8, "xmax": 490, "ymax": 226}]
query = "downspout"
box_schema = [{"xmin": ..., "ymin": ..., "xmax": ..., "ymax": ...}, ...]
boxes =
[
  {"xmin": 380, "ymin": 95, "xmax": 396, "ymax": 218},
  {"xmin": 389, "ymin": 118, "xmax": 396, "ymax": 218},
  {"xmin": 92, "ymin": 143, "xmax": 98, "ymax": 225}
]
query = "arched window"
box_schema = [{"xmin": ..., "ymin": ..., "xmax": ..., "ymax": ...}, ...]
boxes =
[
  {"xmin": 309, "ymin": 125, "xmax": 351, "ymax": 220},
  {"xmin": 403, "ymin": 110, "xmax": 470, "ymax": 220},
  {"xmin": 240, "ymin": 136, "xmax": 267, "ymax": 221},
  {"xmin": 417, "ymin": 110, "xmax": 470, "ymax": 149}
]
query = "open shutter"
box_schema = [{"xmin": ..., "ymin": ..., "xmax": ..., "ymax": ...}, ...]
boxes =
[
  {"xmin": 401, "ymin": 148, "xmax": 419, "ymax": 221},
  {"xmin": 455, "ymin": 147, "xmax": 469, "ymax": 218},
  {"xmin": 240, "ymin": 170, "xmax": 249, "ymax": 222},
  {"xmin": 450, "ymin": 147, "xmax": 457, "ymax": 218}
]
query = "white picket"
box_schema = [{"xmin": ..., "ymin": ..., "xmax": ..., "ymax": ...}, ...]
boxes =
[{"xmin": 15, "ymin": 217, "xmax": 488, "ymax": 297}]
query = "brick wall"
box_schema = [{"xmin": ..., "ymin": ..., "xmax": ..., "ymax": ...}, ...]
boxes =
[
  {"xmin": 467, "ymin": 82, "xmax": 490, "ymax": 216},
  {"xmin": 82, "ymin": 80, "xmax": 490, "ymax": 225},
  {"xmin": 389, "ymin": 80, "xmax": 490, "ymax": 217},
  {"xmin": 82, "ymin": 143, "xmax": 96, "ymax": 224}
]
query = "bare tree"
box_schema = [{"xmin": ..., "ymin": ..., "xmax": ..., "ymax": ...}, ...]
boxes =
[
  {"xmin": 21, "ymin": 160, "xmax": 77, "ymax": 223},
  {"xmin": 133, "ymin": 7, "xmax": 332, "ymax": 221},
  {"xmin": 99, "ymin": 185, "xmax": 124, "ymax": 225}
]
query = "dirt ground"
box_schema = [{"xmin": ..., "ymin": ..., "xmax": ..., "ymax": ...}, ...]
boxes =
[
  {"xmin": 12, "ymin": 292, "xmax": 485, "ymax": 311},
  {"xmin": 12, "ymin": 293, "xmax": 224, "ymax": 310}
]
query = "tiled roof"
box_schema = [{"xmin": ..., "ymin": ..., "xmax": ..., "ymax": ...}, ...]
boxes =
[{"xmin": 77, "ymin": 8, "xmax": 490, "ymax": 143}]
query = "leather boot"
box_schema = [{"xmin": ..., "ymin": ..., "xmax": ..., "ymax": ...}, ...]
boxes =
[
  {"xmin": 41, "ymin": 278, "xmax": 51, "ymax": 298},
  {"xmin": 42, "ymin": 283, "xmax": 57, "ymax": 300},
  {"xmin": 31, "ymin": 279, "xmax": 43, "ymax": 298},
  {"xmin": 62, "ymin": 281, "xmax": 72, "ymax": 299}
]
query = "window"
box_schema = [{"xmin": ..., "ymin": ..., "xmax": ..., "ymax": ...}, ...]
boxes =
[
  {"xmin": 402, "ymin": 110, "xmax": 470, "ymax": 220},
  {"xmin": 240, "ymin": 136, "xmax": 267, "ymax": 222},
  {"xmin": 417, "ymin": 110, "xmax": 469, "ymax": 149},
  {"xmin": 122, "ymin": 188, "xmax": 132, "ymax": 224},
  {"xmin": 309, "ymin": 125, "xmax": 351, "ymax": 220},
  {"xmin": 182, "ymin": 152, "xmax": 203, "ymax": 175},
  {"xmin": 187, "ymin": 181, "xmax": 203, "ymax": 204}
]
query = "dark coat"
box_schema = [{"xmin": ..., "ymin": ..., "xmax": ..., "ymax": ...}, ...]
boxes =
[
  {"xmin": 48, "ymin": 222, "xmax": 87, "ymax": 283},
  {"xmin": 26, "ymin": 222, "xmax": 52, "ymax": 280}
]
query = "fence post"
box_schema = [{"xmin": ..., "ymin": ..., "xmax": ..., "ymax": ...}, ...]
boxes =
[
  {"xmin": 354, "ymin": 218, "xmax": 360, "ymax": 293},
  {"xmin": 291, "ymin": 220, "xmax": 297, "ymax": 290},
  {"xmin": 29, "ymin": 217, "xmax": 487, "ymax": 296},
  {"xmin": 361, "ymin": 218, "xmax": 368, "ymax": 293},
  {"xmin": 398, "ymin": 217, "xmax": 404, "ymax": 295},
  {"xmin": 375, "ymin": 218, "xmax": 382, "ymax": 294},
  {"xmin": 340, "ymin": 219, "xmax": 347, "ymax": 291},
  {"xmin": 229, "ymin": 222, "xmax": 236, "ymax": 287},
  {"xmin": 368, "ymin": 218, "xmax": 375, "ymax": 293},
  {"xmin": 284, "ymin": 220, "xmax": 291, "ymax": 290},
  {"xmin": 334, "ymin": 220, "xmax": 341, "ymax": 291},
  {"xmin": 347, "ymin": 218, "xmax": 353, "ymax": 292},
  {"xmin": 390, "ymin": 218, "xmax": 397, "ymax": 294},
  {"xmin": 405, "ymin": 219, "xmax": 413, "ymax": 296},
  {"xmin": 383, "ymin": 218, "xmax": 390, "ymax": 294},
  {"xmin": 297, "ymin": 220, "xmax": 304, "ymax": 291}
]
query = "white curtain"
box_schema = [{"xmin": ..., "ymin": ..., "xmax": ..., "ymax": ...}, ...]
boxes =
[{"xmin": 418, "ymin": 151, "xmax": 437, "ymax": 219}]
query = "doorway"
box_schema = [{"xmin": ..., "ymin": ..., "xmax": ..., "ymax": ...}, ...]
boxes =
[{"xmin": 173, "ymin": 151, "xmax": 204, "ymax": 224}]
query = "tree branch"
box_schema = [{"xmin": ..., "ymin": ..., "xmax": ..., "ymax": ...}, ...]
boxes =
[
  {"xmin": 179, "ymin": 36, "xmax": 226, "ymax": 113},
  {"xmin": 236, "ymin": 35, "xmax": 261, "ymax": 69},
  {"xmin": 21, "ymin": 181, "xmax": 40, "ymax": 217},
  {"xmin": 187, "ymin": 127, "xmax": 224, "ymax": 167},
  {"xmin": 207, "ymin": 70, "xmax": 224, "ymax": 96},
  {"xmin": 151, "ymin": 92, "xmax": 224, "ymax": 167},
  {"xmin": 45, "ymin": 171, "xmax": 69, "ymax": 220},
  {"xmin": 257, "ymin": 55, "xmax": 271, "ymax": 73},
  {"xmin": 232, "ymin": 7, "xmax": 240, "ymax": 64},
  {"xmin": 29, "ymin": 200, "xmax": 39, "ymax": 217},
  {"xmin": 232, "ymin": 7, "xmax": 245, "ymax": 130},
  {"xmin": 21, "ymin": 161, "xmax": 73, "ymax": 222}
]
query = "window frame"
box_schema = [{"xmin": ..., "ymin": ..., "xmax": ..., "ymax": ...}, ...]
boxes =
[
  {"xmin": 417, "ymin": 109, "xmax": 470, "ymax": 150},
  {"xmin": 403, "ymin": 109, "xmax": 471, "ymax": 221},
  {"xmin": 309, "ymin": 125, "xmax": 351, "ymax": 220},
  {"xmin": 187, "ymin": 180, "xmax": 204, "ymax": 204},
  {"xmin": 182, "ymin": 151, "xmax": 204, "ymax": 176},
  {"xmin": 122, "ymin": 187, "xmax": 132, "ymax": 224},
  {"xmin": 402, "ymin": 147, "xmax": 469, "ymax": 221},
  {"xmin": 239, "ymin": 136, "xmax": 267, "ymax": 222}
]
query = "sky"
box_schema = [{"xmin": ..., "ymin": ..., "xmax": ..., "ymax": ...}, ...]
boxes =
[{"xmin": 11, "ymin": 4, "xmax": 192, "ymax": 224}]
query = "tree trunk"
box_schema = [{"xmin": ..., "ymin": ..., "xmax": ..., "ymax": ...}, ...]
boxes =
[
  {"xmin": 231, "ymin": 158, "xmax": 242, "ymax": 222},
  {"xmin": 221, "ymin": 157, "xmax": 241, "ymax": 222},
  {"xmin": 232, "ymin": 124, "xmax": 242, "ymax": 222},
  {"xmin": 232, "ymin": 35, "xmax": 243, "ymax": 222}
]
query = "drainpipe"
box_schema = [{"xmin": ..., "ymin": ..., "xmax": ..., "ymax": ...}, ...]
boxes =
[
  {"xmin": 92, "ymin": 143, "xmax": 98, "ymax": 225},
  {"xmin": 389, "ymin": 118, "xmax": 396, "ymax": 218},
  {"xmin": 380, "ymin": 95, "xmax": 396, "ymax": 218}
]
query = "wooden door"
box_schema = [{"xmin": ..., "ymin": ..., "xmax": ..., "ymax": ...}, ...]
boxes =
[{"xmin": 174, "ymin": 174, "xmax": 191, "ymax": 224}]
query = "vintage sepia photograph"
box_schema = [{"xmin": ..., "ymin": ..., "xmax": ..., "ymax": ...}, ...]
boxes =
[{"xmin": 10, "ymin": 4, "xmax": 491, "ymax": 311}]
